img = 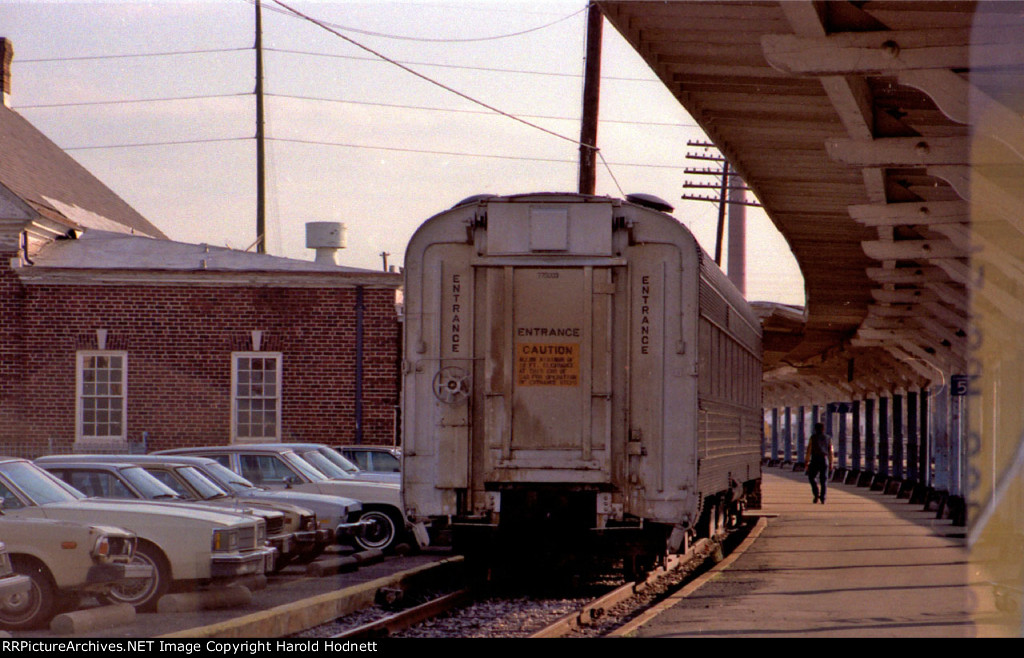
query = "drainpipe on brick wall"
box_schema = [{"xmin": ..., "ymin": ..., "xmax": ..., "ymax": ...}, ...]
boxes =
[
  {"xmin": 20, "ymin": 231, "xmax": 33, "ymax": 265},
  {"xmin": 355, "ymin": 286, "xmax": 364, "ymax": 444}
]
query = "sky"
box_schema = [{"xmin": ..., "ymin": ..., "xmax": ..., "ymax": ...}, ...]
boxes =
[{"xmin": 0, "ymin": 0, "xmax": 805, "ymax": 305}]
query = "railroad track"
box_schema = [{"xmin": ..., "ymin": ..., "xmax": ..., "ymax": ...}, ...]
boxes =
[{"xmin": 326, "ymin": 521, "xmax": 762, "ymax": 639}]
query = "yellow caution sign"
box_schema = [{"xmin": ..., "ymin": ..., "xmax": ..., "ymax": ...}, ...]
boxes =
[{"xmin": 515, "ymin": 343, "xmax": 580, "ymax": 387}]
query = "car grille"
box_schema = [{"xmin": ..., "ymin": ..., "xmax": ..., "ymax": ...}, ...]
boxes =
[
  {"xmin": 266, "ymin": 516, "xmax": 284, "ymax": 536},
  {"xmin": 239, "ymin": 526, "xmax": 257, "ymax": 550},
  {"xmin": 107, "ymin": 536, "xmax": 136, "ymax": 559}
]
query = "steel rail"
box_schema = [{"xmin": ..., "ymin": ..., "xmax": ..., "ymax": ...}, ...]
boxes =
[
  {"xmin": 529, "ymin": 539, "xmax": 713, "ymax": 638},
  {"xmin": 330, "ymin": 588, "xmax": 475, "ymax": 639}
]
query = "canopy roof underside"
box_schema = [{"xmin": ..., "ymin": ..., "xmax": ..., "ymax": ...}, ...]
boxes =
[{"xmin": 598, "ymin": 0, "xmax": 1024, "ymax": 406}]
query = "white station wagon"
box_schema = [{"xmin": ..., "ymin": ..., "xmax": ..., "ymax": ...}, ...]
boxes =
[{"xmin": 0, "ymin": 458, "xmax": 275, "ymax": 611}]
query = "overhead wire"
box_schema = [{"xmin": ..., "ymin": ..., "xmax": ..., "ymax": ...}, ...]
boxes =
[
  {"xmin": 16, "ymin": 90, "xmax": 699, "ymax": 130},
  {"xmin": 17, "ymin": 47, "xmax": 250, "ymax": 63},
  {"xmin": 64, "ymin": 136, "xmax": 252, "ymax": 151},
  {"xmin": 19, "ymin": 1, "xmax": 679, "ymax": 193},
  {"xmin": 266, "ymin": 0, "xmax": 625, "ymax": 195},
  {"xmin": 265, "ymin": 136, "xmax": 691, "ymax": 170},
  {"xmin": 16, "ymin": 92, "xmax": 250, "ymax": 110},
  {"xmin": 252, "ymin": 0, "xmax": 588, "ymax": 43},
  {"xmin": 264, "ymin": 47, "xmax": 657, "ymax": 83}
]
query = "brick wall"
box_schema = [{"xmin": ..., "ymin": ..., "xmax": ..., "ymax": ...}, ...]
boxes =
[
  {"xmin": 0, "ymin": 247, "xmax": 26, "ymax": 443},
  {"xmin": 4, "ymin": 273, "xmax": 401, "ymax": 457}
]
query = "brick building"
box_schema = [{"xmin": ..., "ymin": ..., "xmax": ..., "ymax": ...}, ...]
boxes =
[{"xmin": 0, "ymin": 38, "xmax": 402, "ymax": 457}]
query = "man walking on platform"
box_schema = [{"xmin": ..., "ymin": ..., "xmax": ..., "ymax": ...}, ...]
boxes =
[{"xmin": 806, "ymin": 423, "xmax": 835, "ymax": 504}]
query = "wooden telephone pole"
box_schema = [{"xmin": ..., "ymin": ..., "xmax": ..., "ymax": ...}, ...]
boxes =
[
  {"xmin": 578, "ymin": 2, "xmax": 602, "ymax": 195},
  {"xmin": 255, "ymin": 1, "xmax": 267, "ymax": 253},
  {"xmin": 682, "ymin": 142, "xmax": 760, "ymax": 295}
]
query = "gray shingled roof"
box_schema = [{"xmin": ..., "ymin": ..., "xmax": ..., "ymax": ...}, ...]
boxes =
[{"xmin": 0, "ymin": 103, "xmax": 167, "ymax": 239}]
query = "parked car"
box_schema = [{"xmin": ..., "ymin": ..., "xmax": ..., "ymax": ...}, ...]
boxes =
[
  {"xmin": 34, "ymin": 457, "xmax": 297, "ymax": 570},
  {"xmin": 0, "ymin": 517, "xmax": 145, "ymax": 630},
  {"xmin": 338, "ymin": 445, "xmax": 401, "ymax": 475},
  {"xmin": 156, "ymin": 445, "xmax": 423, "ymax": 553},
  {"xmin": 0, "ymin": 541, "xmax": 32, "ymax": 629},
  {"xmin": 0, "ymin": 457, "xmax": 275, "ymax": 611},
  {"xmin": 260, "ymin": 443, "xmax": 399, "ymax": 484},
  {"xmin": 107, "ymin": 454, "xmax": 365, "ymax": 558}
]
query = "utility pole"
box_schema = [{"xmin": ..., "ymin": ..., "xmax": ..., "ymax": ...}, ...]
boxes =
[
  {"xmin": 255, "ymin": 1, "xmax": 266, "ymax": 253},
  {"xmin": 578, "ymin": 2, "xmax": 602, "ymax": 195},
  {"xmin": 682, "ymin": 141, "xmax": 760, "ymax": 294}
]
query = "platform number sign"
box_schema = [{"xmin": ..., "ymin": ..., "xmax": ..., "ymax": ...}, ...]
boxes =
[{"xmin": 951, "ymin": 374, "xmax": 970, "ymax": 397}]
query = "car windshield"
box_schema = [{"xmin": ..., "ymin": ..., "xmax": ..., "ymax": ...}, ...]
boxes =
[
  {"xmin": 280, "ymin": 451, "xmax": 328, "ymax": 481},
  {"xmin": 297, "ymin": 450, "xmax": 352, "ymax": 480},
  {"xmin": 0, "ymin": 460, "xmax": 85, "ymax": 505},
  {"xmin": 120, "ymin": 466, "xmax": 181, "ymax": 499},
  {"xmin": 201, "ymin": 462, "xmax": 259, "ymax": 492},
  {"xmin": 175, "ymin": 466, "xmax": 230, "ymax": 499},
  {"xmin": 371, "ymin": 451, "xmax": 401, "ymax": 473},
  {"xmin": 314, "ymin": 447, "xmax": 362, "ymax": 475}
]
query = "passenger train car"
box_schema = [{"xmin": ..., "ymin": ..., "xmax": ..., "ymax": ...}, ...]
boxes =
[{"xmin": 401, "ymin": 192, "xmax": 762, "ymax": 576}]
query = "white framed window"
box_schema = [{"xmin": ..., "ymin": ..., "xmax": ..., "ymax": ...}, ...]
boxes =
[
  {"xmin": 232, "ymin": 352, "xmax": 282, "ymax": 442},
  {"xmin": 76, "ymin": 351, "xmax": 128, "ymax": 442}
]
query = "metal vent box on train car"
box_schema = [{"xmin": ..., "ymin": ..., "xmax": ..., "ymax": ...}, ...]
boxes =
[{"xmin": 485, "ymin": 201, "xmax": 613, "ymax": 256}]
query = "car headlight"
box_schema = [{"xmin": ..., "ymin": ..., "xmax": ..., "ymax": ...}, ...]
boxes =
[
  {"xmin": 301, "ymin": 514, "xmax": 316, "ymax": 531},
  {"xmin": 92, "ymin": 534, "xmax": 135, "ymax": 561},
  {"xmin": 212, "ymin": 529, "xmax": 239, "ymax": 552},
  {"xmin": 93, "ymin": 535, "xmax": 111, "ymax": 559}
]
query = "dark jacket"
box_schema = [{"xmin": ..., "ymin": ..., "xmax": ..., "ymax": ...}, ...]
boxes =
[{"xmin": 806, "ymin": 432, "xmax": 834, "ymax": 466}]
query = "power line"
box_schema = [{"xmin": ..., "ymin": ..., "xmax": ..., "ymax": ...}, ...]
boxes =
[
  {"xmin": 14, "ymin": 90, "xmax": 700, "ymax": 130},
  {"xmin": 16, "ymin": 47, "xmax": 250, "ymax": 63},
  {"xmin": 264, "ymin": 47, "xmax": 658, "ymax": 83},
  {"xmin": 15, "ymin": 92, "xmax": 250, "ymax": 110},
  {"xmin": 253, "ymin": 0, "xmax": 587, "ymax": 43},
  {"xmin": 267, "ymin": 136, "xmax": 690, "ymax": 170},
  {"xmin": 268, "ymin": 0, "xmax": 625, "ymax": 194},
  {"xmin": 60, "ymin": 133, "xmax": 690, "ymax": 172},
  {"xmin": 266, "ymin": 93, "xmax": 697, "ymax": 128},
  {"xmin": 64, "ymin": 136, "xmax": 252, "ymax": 151}
]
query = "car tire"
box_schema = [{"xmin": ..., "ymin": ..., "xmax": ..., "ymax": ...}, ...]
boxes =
[
  {"xmin": 103, "ymin": 542, "xmax": 170, "ymax": 612},
  {"xmin": 0, "ymin": 558, "xmax": 57, "ymax": 631},
  {"xmin": 354, "ymin": 508, "xmax": 402, "ymax": 552}
]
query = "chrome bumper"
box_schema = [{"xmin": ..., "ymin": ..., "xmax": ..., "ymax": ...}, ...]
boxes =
[
  {"xmin": 334, "ymin": 518, "xmax": 374, "ymax": 541},
  {"xmin": 210, "ymin": 546, "xmax": 277, "ymax": 578},
  {"xmin": 0, "ymin": 574, "xmax": 31, "ymax": 600},
  {"xmin": 86, "ymin": 562, "xmax": 154, "ymax": 584}
]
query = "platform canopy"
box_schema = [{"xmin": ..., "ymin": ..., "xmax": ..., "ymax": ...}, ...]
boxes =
[{"xmin": 597, "ymin": 0, "xmax": 1024, "ymax": 407}]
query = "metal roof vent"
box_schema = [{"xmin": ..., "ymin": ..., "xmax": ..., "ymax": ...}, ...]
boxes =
[
  {"xmin": 306, "ymin": 222, "xmax": 347, "ymax": 265},
  {"xmin": 626, "ymin": 193, "xmax": 674, "ymax": 213}
]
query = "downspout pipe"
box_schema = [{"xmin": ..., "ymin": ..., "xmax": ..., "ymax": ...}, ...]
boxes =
[{"xmin": 355, "ymin": 286, "xmax": 364, "ymax": 444}]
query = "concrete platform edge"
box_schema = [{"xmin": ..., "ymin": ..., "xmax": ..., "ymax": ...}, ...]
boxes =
[
  {"xmin": 158, "ymin": 556, "xmax": 465, "ymax": 639},
  {"xmin": 608, "ymin": 516, "xmax": 770, "ymax": 638}
]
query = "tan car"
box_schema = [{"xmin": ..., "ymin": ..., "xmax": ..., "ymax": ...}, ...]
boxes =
[
  {"xmin": 0, "ymin": 516, "xmax": 144, "ymax": 630},
  {"xmin": 0, "ymin": 542, "xmax": 30, "ymax": 625},
  {"xmin": 0, "ymin": 458, "xmax": 275, "ymax": 612}
]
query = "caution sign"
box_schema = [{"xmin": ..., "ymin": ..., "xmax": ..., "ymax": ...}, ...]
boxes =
[{"xmin": 516, "ymin": 343, "xmax": 580, "ymax": 387}]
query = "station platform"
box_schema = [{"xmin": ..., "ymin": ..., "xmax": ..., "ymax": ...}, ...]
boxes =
[{"xmin": 616, "ymin": 467, "xmax": 1018, "ymax": 638}]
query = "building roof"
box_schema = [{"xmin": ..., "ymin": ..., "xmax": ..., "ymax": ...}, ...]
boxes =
[
  {"xmin": 22, "ymin": 229, "xmax": 399, "ymax": 287},
  {"xmin": 0, "ymin": 102, "xmax": 167, "ymax": 239}
]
